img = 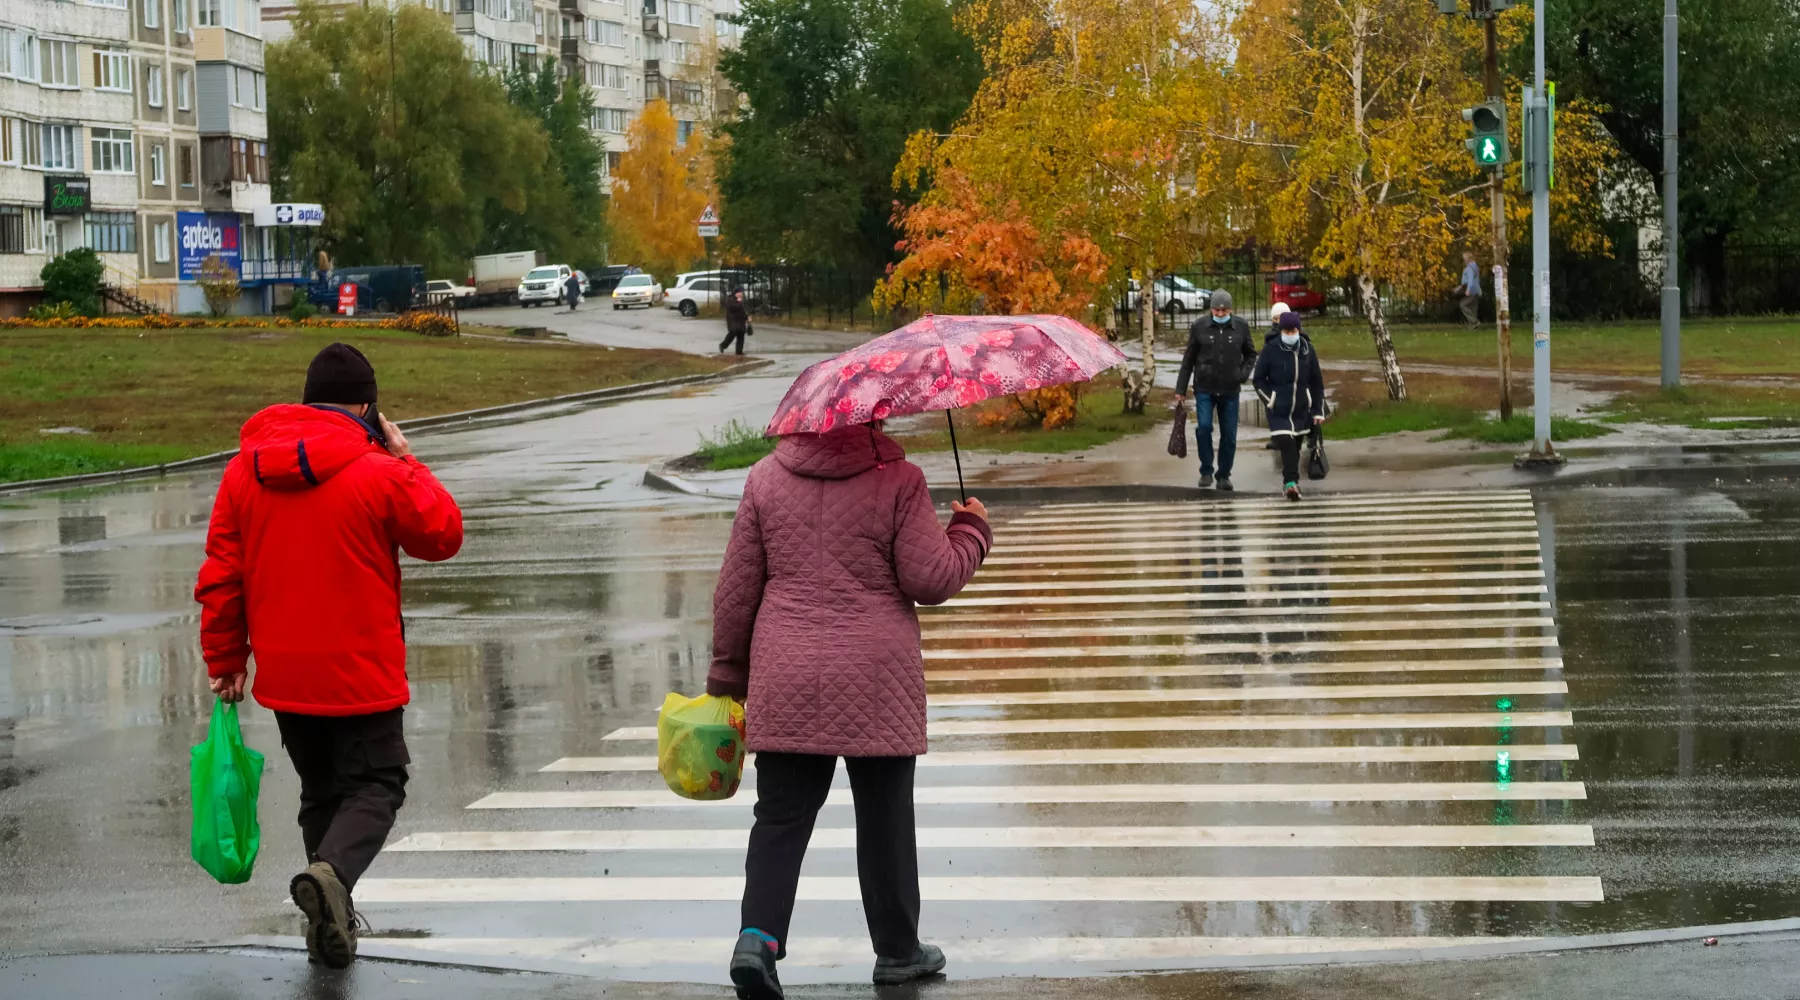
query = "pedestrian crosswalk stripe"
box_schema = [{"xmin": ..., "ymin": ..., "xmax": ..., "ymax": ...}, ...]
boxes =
[
  {"xmin": 1014, "ymin": 510, "xmax": 1536, "ymax": 535},
  {"xmin": 353, "ymin": 875, "xmax": 1604, "ymax": 904},
  {"xmin": 540, "ymin": 744, "xmax": 1578, "ymax": 773},
  {"xmin": 927, "ymin": 601, "xmax": 1552, "ymax": 627},
  {"xmin": 467, "ymin": 781, "xmax": 1585, "ymax": 810},
  {"xmin": 923, "ymin": 635, "xmax": 1558, "ymax": 661},
  {"xmin": 1035, "ymin": 490, "xmax": 1530, "ymax": 513},
  {"xmin": 1012, "ymin": 523, "xmax": 1537, "ymax": 546},
  {"xmin": 1027, "ymin": 530, "xmax": 1541, "ymax": 555},
  {"xmin": 388, "ymin": 824, "xmax": 1595, "ymax": 852},
  {"xmin": 922, "ymin": 615, "xmax": 1555, "ymax": 642},
  {"xmin": 947, "ymin": 584, "xmax": 1547, "ymax": 607},
  {"xmin": 981, "ymin": 542, "xmax": 1544, "ymax": 566},
  {"xmin": 926, "ymin": 680, "xmax": 1568, "ymax": 708},
  {"xmin": 924, "ymin": 656, "xmax": 1563, "ymax": 683},
  {"xmin": 977, "ymin": 556, "xmax": 1543, "ymax": 582},
  {"xmin": 600, "ymin": 710, "xmax": 1574, "ymax": 742},
  {"xmin": 961, "ymin": 570, "xmax": 1543, "ymax": 593},
  {"xmin": 1013, "ymin": 501, "xmax": 1535, "ymax": 528}
]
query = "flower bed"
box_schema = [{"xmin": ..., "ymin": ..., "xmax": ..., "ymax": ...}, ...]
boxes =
[{"xmin": 0, "ymin": 310, "xmax": 457, "ymax": 337}]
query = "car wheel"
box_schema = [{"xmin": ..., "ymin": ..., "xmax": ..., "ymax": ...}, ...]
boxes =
[
  {"xmin": 375, "ymin": 298, "xmax": 392, "ymax": 314},
  {"xmin": 679, "ymin": 300, "xmax": 698, "ymax": 317}
]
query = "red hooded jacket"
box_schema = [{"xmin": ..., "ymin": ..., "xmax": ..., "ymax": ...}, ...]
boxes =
[{"xmin": 195, "ymin": 404, "xmax": 463, "ymax": 716}]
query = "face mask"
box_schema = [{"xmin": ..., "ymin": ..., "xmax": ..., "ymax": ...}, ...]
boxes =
[
  {"xmin": 1212, "ymin": 312, "xmax": 1230, "ymax": 324},
  {"xmin": 1281, "ymin": 332, "xmax": 1300, "ymax": 346}
]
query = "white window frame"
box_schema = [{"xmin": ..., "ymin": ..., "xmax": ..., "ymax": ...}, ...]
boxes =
[
  {"xmin": 38, "ymin": 123, "xmax": 80, "ymax": 171},
  {"xmin": 95, "ymin": 48, "xmax": 134, "ymax": 93},
  {"xmin": 149, "ymin": 141, "xmax": 166, "ymax": 184},
  {"xmin": 197, "ymin": 0, "xmax": 224, "ymax": 28},
  {"xmin": 668, "ymin": 1, "xmax": 700, "ymax": 27},
  {"xmin": 174, "ymin": 0, "xmax": 188, "ymax": 33},
  {"xmin": 0, "ymin": 118, "xmax": 15, "ymax": 165},
  {"xmin": 39, "ymin": 39, "xmax": 77, "ymax": 89},
  {"xmin": 91, "ymin": 127, "xmax": 134, "ymax": 173},
  {"xmin": 147, "ymin": 63, "xmax": 165, "ymax": 107},
  {"xmin": 175, "ymin": 66, "xmax": 191, "ymax": 110},
  {"xmin": 90, "ymin": 0, "xmax": 130, "ymax": 9},
  {"xmin": 145, "ymin": 0, "xmax": 162, "ymax": 29},
  {"xmin": 153, "ymin": 220, "xmax": 172, "ymax": 263},
  {"xmin": 254, "ymin": 70, "xmax": 264, "ymax": 111}
]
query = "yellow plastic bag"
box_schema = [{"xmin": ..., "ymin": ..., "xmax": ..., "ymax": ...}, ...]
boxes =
[{"xmin": 656, "ymin": 692, "xmax": 747, "ymax": 800}]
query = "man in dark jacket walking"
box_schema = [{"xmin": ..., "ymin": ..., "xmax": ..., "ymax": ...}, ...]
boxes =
[
  {"xmin": 720, "ymin": 288, "xmax": 750, "ymax": 355},
  {"xmin": 1253, "ymin": 312, "xmax": 1327, "ymax": 501},
  {"xmin": 1173, "ymin": 290, "xmax": 1257, "ymax": 490},
  {"xmin": 564, "ymin": 272, "xmax": 582, "ymax": 311},
  {"xmin": 195, "ymin": 343, "xmax": 464, "ymax": 969}
]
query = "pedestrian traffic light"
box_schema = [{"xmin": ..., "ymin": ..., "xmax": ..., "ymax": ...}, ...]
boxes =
[{"xmin": 1462, "ymin": 100, "xmax": 1510, "ymax": 168}]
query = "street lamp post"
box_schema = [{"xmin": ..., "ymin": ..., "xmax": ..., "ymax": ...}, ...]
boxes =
[{"xmin": 1660, "ymin": 0, "xmax": 1681, "ymax": 387}]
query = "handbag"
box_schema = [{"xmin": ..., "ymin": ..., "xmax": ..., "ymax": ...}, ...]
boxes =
[
  {"xmin": 1166, "ymin": 402, "xmax": 1188, "ymax": 459},
  {"xmin": 1307, "ymin": 425, "xmax": 1329, "ymax": 480}
]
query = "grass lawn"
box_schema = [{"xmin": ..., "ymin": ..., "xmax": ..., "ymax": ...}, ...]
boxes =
[
  {"xmin": 0, "ymin": 325, "xmax": 730, "ymax": 483},
  {"xmin": 1322, "ymin": 370, "xmax": 1614, "ymax": 442},
  {"xmin": 892, "ymin": 383, "xmax": 1175, "ymax": 455},
  {"xmin": 1600, "ymin": 383, "xmax": 1800, "ymax": 429},
  {"xmin": 1301, "ymin": 315, "xmax": 1800, "ymax": 379}
]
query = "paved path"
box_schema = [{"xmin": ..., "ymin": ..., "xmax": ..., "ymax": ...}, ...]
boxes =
[{"xmin": 333, "ymin": 488, "xmax": 1588, "ymax": 984}]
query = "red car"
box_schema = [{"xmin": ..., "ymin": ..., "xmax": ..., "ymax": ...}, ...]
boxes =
[{"xmin": 1272, "ymin": 266, "xmax": 1327, "ymax": 315}]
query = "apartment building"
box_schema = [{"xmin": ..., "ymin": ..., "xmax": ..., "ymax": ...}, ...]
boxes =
[{"xmin": 0, "ymin": 0, "xmax": 274, "ymax": 315}]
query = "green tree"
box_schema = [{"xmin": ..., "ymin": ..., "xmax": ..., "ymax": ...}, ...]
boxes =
[
  {"xmin": 39, "ymin": 248, "xmax": 104, "ymax": 317},
  {"xmin": 484, "ymin": 58, "xmax": 610, "ymax": 270},
  {"xmin": 716, "ymin": 0, "xmax": 983, "ymax": 271},
  {"xmin": 267, "ymin": 1, "xmax": 549, "ymax": 276},
  {"xmin": 1550, "ymin": 0, "xmax": 1800, "ymax": 306}
]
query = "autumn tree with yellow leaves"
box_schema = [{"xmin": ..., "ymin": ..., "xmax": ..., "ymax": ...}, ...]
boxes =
[{"xmin": 610, "ymin": 99, "xmax": 716, "ymax": 281}]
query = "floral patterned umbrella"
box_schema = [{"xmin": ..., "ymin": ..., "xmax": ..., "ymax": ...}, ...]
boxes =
[{"xmin": 765, "ymin": 313, "xmax": 1128, "ymax": 499}]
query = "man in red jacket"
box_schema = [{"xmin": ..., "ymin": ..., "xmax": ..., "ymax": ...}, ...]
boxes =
[{"xmin": 194, "ymin": 343, "xmax": 463, "ymax": 969}]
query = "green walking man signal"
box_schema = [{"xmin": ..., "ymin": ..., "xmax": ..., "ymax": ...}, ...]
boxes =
[{"xmin": 1462, "ymin": 99, "xmax": 1511, "ymax": 168}]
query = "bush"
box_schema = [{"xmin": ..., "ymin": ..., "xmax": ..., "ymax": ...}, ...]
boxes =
[
  {"xmin": 696, "ymin": 419, "xmax": 776, "ymax": 471},
  {"xmin": 289, "ymin": 299, "xmax": 319, "ymax": 321},
  {"xmin": 196, "ymin": 255, "xmax": 241, "ymax": 317},
  {"xmin": 39, "ymin": 248, "xmax": 104, "ymax": 316},
  {"xmin": 26, "ymin": 300, "xmax": 81, "ymax": 321},
  {"xmin": 394, "ymin": 310, "xmax": 457, "ymax": 337}
]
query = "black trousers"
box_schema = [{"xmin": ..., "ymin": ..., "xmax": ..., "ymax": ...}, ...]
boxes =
[
  {"xmin": 719, "ymin": 328, "xmax": 746, "ymax": 355},
  {"xmin": 1276, "ymin": 434, "xmax": 1302, "ymax": 483},
  {"xmin": 274, "ymin": 708, "xmax": 410, "ymax": 891},
  {"xmin": 741, "ymin": 752, "xmax": 919, "ymax": 959}
]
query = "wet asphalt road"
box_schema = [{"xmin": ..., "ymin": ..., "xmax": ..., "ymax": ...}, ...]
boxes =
[{"xmin": 3, "ymin": 303, "xmax": 1800, "ymax": 996}]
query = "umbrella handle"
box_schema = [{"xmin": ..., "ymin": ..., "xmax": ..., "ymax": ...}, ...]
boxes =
[{"xmin": 945, "ymin": 409, "xmax": 966, "ymax": 504}]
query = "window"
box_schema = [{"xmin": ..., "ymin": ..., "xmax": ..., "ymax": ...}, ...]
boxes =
[
  {"xmin": 153, "ymin": 220, "xmax": 171, "ymax": 262},
  {"xmin": 230, "ymin": 67, "xmax": 265, "ymax": 109},
  {"xmin": 533, "ymin": 9, "xmax": 544, "ymax": 35},
  {"xmin": 149, "ymin": 142, "xmax": 166, "ymax": 184},
  {"xmin": 586, "ymin": 19, "xmax": 624, "ymax": 45},
  {"xmin": 40, "ymin": 39, "xmax": 77, "ymax": 88},
  {"xmin": 0, "ymin": 118, "xmax": 15, "ymax": 164},
  {"xmin": 667, "ymin": 1, "xmax": 699, "ymax": 26},
  {"xmin": 3, "ymin": 29, "xmax": 36, "ymax": 82},
  {"xmin": 34, "ymin": 124, "xmax": 80, "ymax": 170},
  {"xmin": 92, "ymin": 128, "xmax": 134, "ymax": 173},
  {"xmin": 592, "ymin": 108, "xmax": 629, "ymax": 133},
  {"xmin": 94, "ymin": 48, "xmax": 133, "ymax": 92},
  {"xmin": 0, "ymin": 206, "xmax": 23, "ymax": 253},
  {"xmin": 668, "ymin": 39, "xmax": 690, "ymax": 64},
  {"xmin": 92, "ymin": 0, "xmax": 130, "ymax": 8},
  {"xmin": 198, "ymin": 0, "xmax": 222, "ymax": 26},
  {"xmin": 147, "ymin": 64, "xmax": 165, "ymax": 107},
  {"xmin": 254, "ymin": 70, "xmax": 264, "ymax": 110},
  {"xmin": 226, "ymin": 137, "xmax": 268, "ymax": 183},
  {"xmin": 175, "ymin": 0, "xmax": 188, "ymax": 32},
  {"xmin": 589, "ymin": 63, "xmax": 627, "ymax": 90},
  {"xmin": 671, "ymin": 78, "xmax": 704, "ymax": 104},
  {"xmin": 85, "ymin": 211, "xmax": 136, "ymax": 254},
  {"xmin": 146, "ymin": 0, "xmax": 162, "ymax": 29},
  {"xmin": 676, "ymin": 118, "xmax": 695, "ymax": 144},
  {"xmin": 175, "ymin": 67, "xmax": 191, "ymax": 109},
  {"xmin": 178, "ymin": 142, "xmax": 194, "ymax": 186}
]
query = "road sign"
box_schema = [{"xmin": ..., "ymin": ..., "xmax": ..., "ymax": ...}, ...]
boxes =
[
  {"xmin": 337, "ymin": 283, "xmax": 358, "ymax": 316},
  {"xmin": 697, "ymin": 203, "xmax": 720, "ymax": 239}
]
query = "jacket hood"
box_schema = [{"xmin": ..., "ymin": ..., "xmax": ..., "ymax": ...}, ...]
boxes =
[
  {"xmin": 238, "ymin": 404, "xmax": 384, "ymax": 492},
  {"xmin": 775, "ymin": 424, "xmax": 906, "ymax": 480}
]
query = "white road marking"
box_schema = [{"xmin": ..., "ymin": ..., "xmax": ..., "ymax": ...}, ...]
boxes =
[
  {"xmin": 1012, "ymin": 501, "xmax": 1535, "ymax": 528},
  {"xmin": 388, "ymin": 824, "xmax": 1595, "ymax": 852},
  {"xmin": 1012, "ymin": 510, "xmax": 1536, "ymax": 535},
  {"xmin": 922, "ymin": 635, "xmax": 1559, "ymax": 661},
  {"xmin": 980, "ymin": 542, "xmax": 1545, "ymax": 566},
  {"xmin": 945, "ymin": 584, "xmax": 1548, "ymax": 607},
  {"xmin": 354, "ymin": 875, "xmax": 1604, "ymax": 903},
  {"xmin": 1025, "ymin": 531, "xmax": 1542, "ymax": 555},
  {"xmin": 922, "ymin": 616, "xmax": 1556, "ymax": 642},
  {"xmin": 961, "ymin": 570, "xmax": 1544, "ymax": 594},
  {"xmin": 1033, "ymin": 491, "xmax": 1531, "ymax": 514},
  {"xmin": 1004, "ymin": 524, "xmax": 1538, "ymax": 547},
  {"xmin": 467, "ymin": 781, "xmax": 1586, "ymax": 810},
  {"xmin": 925, "ymin": 601, "xmax": 1552, "ymax": 627},
  {"xmin": 924, "ymin": 656, "xmax": 1563, "ymax": 683},
  {"xmin": 976, "ymin": 556, "xmax": 1543, "ymax": 581},
  {"xmin": 926, "ymin": 680, "xmax": 1568, "ymax": 708}
]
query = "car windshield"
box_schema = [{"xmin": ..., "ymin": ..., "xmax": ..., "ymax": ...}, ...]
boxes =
[
  {"xmin": 526, "ymin": 267, "xmax": 562, "ymax": 281},
  {"xmin": 1165, "ymin": 276, "xmax": 1198, "ymax": 291},
  {"xmin": 427, "ymin": 281, "xmax": 451, "ymax": 290},
  {"xmin": 619, "ymin": 275, "xmax": 653, "ymax": 287}
]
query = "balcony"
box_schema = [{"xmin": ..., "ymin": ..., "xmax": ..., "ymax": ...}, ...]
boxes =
[
  {"xmin": 559, "ymin": 0, "xmax": 582, "ymax": 13},
  {"xmin": 642, "ymin": 13, "xmax": 664, "ymax": 37},
  {"xmin": 561, "ymin": 35, "xmax": 580, "ymax": 60},
  {"xmin": 644, "ymin": 59, "xmax": 665, "ymax": 101}
]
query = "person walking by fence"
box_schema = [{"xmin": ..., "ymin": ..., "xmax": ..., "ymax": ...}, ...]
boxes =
[
  {"xmin": 720, "ymin": 289, "xmax": 751, "ymax": 355},
  {"xmin": 194, "ymin": 343, "xmax": 464, "ymax": 969},
  {"xmin": 1456, "ymin": 251, "xmax": 1482, "ymax": 328},
  {"xmin": 1253, "ymin": 312, "xmax": 1326, "ymax": 501},
  {"xmin": 706, "ymin": 421, "xmax": 992, "ymax": 999},
  {"xmin": 1173, "ymin": 289, "xmax": 1257, "ymax": 491}
]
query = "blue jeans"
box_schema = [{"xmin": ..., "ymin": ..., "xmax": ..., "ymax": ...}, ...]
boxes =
[{"xmin": 1194, "ymin": 392, "xmax": 1240, "ymax": 477}]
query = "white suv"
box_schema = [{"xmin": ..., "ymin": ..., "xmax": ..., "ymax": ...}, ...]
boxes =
[
  {"xmin": 667, "ymin": 274, "xmax": 733, "ymax": 316},
  {"xmin": 517, "ymin": 264, "xmax": 573, "ymax": 307}
]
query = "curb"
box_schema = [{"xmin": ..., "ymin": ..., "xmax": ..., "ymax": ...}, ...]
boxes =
[
  {"xmin": 0, "ymin": 359, "xmax": 774, "ymax": 497},
  {"xmin": 641, "ymin": 461, "xmax": 746, "ymax": 502}
]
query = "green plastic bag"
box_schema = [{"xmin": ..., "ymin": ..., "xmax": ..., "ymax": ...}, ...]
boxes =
[
  {"xmin": 656, "ymin": 692, "xmax": 746, "ymax": 801},
  {"xmin": 190, "ymin": 699, "xmax": 265, "ymax": 884}
]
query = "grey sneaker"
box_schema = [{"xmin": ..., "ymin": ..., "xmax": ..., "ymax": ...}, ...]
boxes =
[
  {"xmin": 291, "ymin": 861, "xmax": 357, "ymax": 969},
  {"xmin": 1215, "ymin": 476, "xmax": 1234, "ymax": 492},
  {"xmin": 874, "ymin": 943, "xmax": 947, "ymax": 985},
  {"xmin": 1198, "ymin": 473, "xmax": 1214, "ymax": 488},
  {"xmin": 730, "ymin": 931, "xmax": 784, "ymax": 1000}
]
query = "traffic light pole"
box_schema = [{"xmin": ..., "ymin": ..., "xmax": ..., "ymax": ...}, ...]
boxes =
[
  {"xmin": 1483, "ymin": 17, "xmax": 1513, "ymax": 423},
  {"xmin": 1660, "ymin": 0, "xmax": 1680, "ymax": 387},
  {"xmin": 1523, "ymin": 0, "xmax": 1561, "ymax": 465}
]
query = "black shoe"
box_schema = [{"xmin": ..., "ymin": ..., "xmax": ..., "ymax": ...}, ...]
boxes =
[
  {"xmin": 730, "ymin": 931, "xmax": 784, "ymax": 1000},
  {"xmin": 1215, "ymin": 476, "xmax": 1234, "ymax": 492},
  {"xmin": 874, "ymin": 944, "xmax": 947, "ymax": 985},
  {"xmin": 1198, "ymin": 473, "xmax": 1214, "ymax": 488}
]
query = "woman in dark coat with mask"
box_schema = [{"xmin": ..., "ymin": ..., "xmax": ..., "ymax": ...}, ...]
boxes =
[{"xmin": 1252, "ymin": 310, "xmax": 1326, "ymax": 501}]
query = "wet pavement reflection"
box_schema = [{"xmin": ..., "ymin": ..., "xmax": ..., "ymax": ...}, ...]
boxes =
[{"xmin": 3, "ymin": 399, "xmax": 1799, "ymax": 986}]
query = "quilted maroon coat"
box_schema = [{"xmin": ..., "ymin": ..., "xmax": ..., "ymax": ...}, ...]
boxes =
[{"xmin": 706, "ymin": 425, "xmax": 992, "ymax": 756}]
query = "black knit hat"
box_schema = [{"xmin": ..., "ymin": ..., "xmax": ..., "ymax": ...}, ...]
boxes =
[
  {"xmin": 302, "ymin": 343, "xmax": 377, "ymax": 404},
  {"xmin": 1278, "ymin": 311, "xmax": 1303, "ymax": 331}
]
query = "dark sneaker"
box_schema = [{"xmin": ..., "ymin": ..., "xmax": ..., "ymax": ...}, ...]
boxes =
[
  {"xmin": 1198, "ymin": 473, "xmax": 1214, "ymax": 488},
  {"xmin": 730, "ymin": 931, "xmax": 784, "ymax": 1000},
  {"xmin": 874, "ymin": 943, "xmax": 947, "ymax": 985},
  {"xmin": 1215, "ymin": 476, "xmax": 1234, "ymax": 492},
  {"xmin": 291, "ymin": 861, "xmax": 357, "ymax": 969},
  {"xmin": 1285, "ymin": 482, "xmax": 1303, "ymax": 502}
]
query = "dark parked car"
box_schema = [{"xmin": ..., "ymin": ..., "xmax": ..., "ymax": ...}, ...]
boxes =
[
  {"xmin": 310, "ymin": 264, "xmax": 428, "ymax": 314},
  {"xmin": 590, "ymin": 265, "xmax": 639, "ymax": 295}
]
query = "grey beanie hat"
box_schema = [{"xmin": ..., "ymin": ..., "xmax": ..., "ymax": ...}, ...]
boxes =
[{"xmin": 1209, "ymin": 289, "xmax": 1233, "ymax": 311}]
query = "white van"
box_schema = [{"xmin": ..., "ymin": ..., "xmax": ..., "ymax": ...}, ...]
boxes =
[{"xmin": 517, "ymin": 264, "xmax": 574, "ymax": 307}]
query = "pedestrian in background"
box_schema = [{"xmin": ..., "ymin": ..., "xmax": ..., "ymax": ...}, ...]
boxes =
[
  {"xmin": 1253, "ymin": 311, "xmax": 1326, "ymax": 501},
  {"xmin": 1173, "ymin": 289, "xmax": 1257, "ymax": 491},
  {"xmin": 194, "ymin": 343, "xmax": 464, "ymax": 969},
  {"xmin": 564, "ymin": 271, "xmax": 582, "ymax": 312},
  {"xmin": 707, "ymin": 421, "xmax": 992, "ymax": 1000},
  {"xmin": 1456, "ymin": 250, "xmax": 1482, "ymax": 328},
  {"xmin": 720, "ymin": 288, "xmax": 751, "ymax": 355}
]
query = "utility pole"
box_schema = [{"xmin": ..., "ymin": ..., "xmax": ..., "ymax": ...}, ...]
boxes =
[
  {"xmin": 1482, "ymin": 15, "xmax": 1513, "ymax": 422},
  {"xmin": 1660, "ymin": 0, "xmax": 1680, "ymax": 387},
  {"xmin": 1516, "ymin": 0, "xmax": 1563, "ymax": 467}
]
